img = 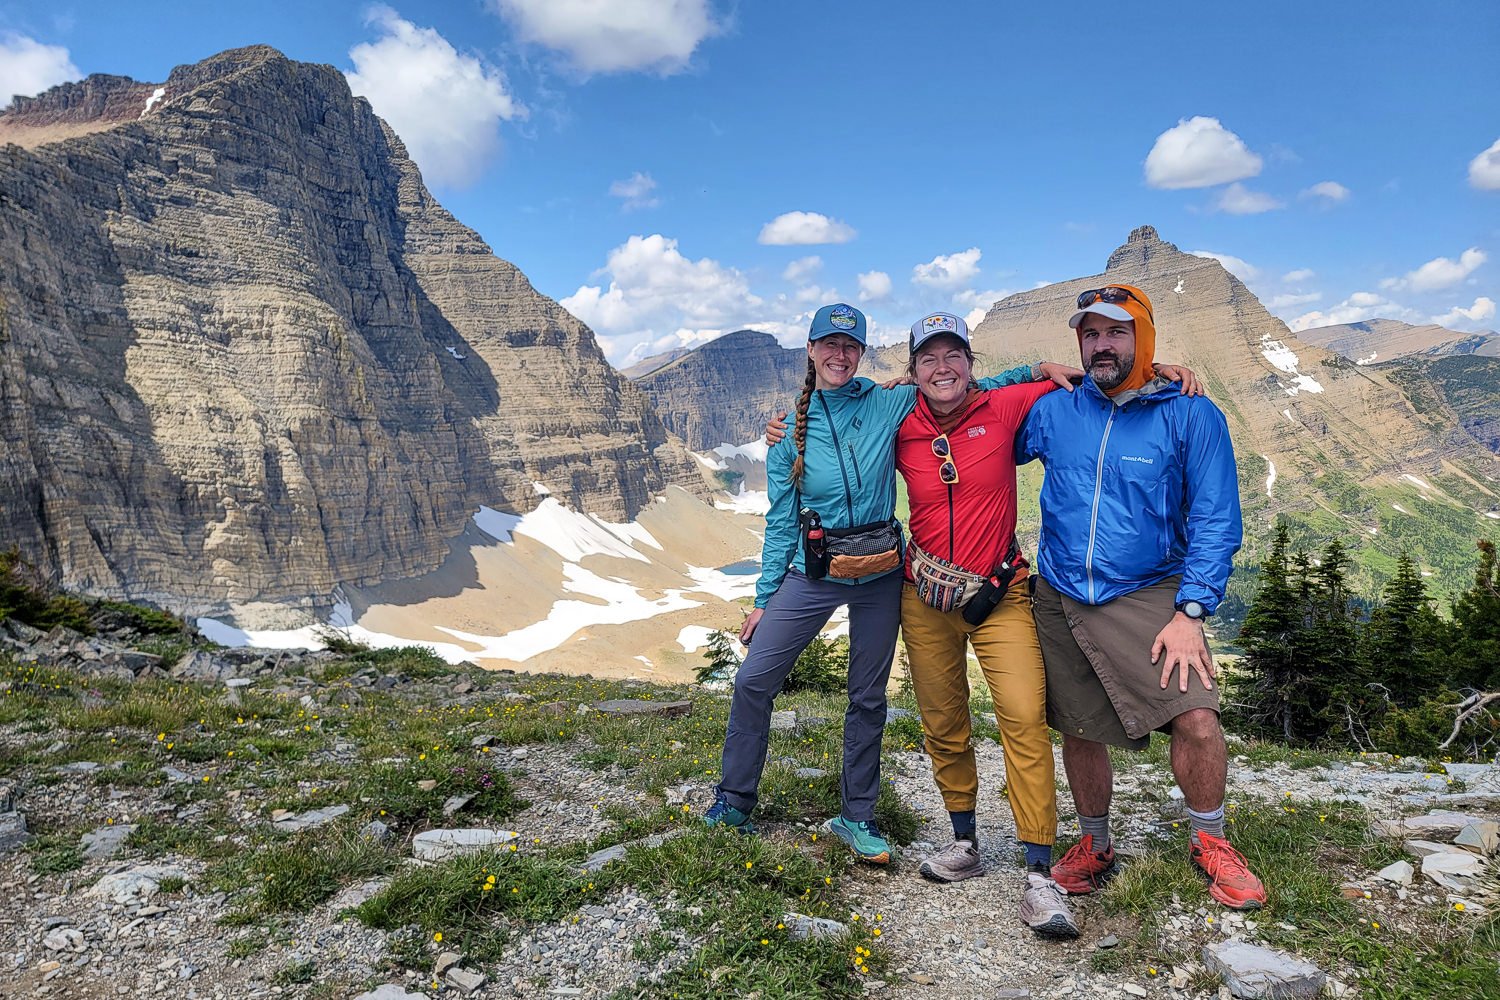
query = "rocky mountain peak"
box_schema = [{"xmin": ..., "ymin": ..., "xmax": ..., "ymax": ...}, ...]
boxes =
[
  {"xmin": 1105, "ymin": 223, "xmax": 1183, "ymax": 273},
  {"xmin": 0, "ymin": 45, "xmax": 704, "ymax": 613}
]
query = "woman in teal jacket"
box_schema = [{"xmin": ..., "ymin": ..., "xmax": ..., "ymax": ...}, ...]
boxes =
[{"xmin": 705, "ymin": 303, "xmax": 1055, "ymax": 862}]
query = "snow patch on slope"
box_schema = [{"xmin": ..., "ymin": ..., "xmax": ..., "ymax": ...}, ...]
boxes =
[{"xmin": 1259, "ymin": 335, "xmax": 1324, "ymax": 395}]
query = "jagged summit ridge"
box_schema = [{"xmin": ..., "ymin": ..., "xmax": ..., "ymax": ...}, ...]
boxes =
[{"xmin": 1105, "ymin": 223, "xmax": 1186, "ymax": 273}]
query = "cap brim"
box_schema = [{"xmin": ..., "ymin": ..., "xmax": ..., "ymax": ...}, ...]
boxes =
[
  {"xmin": 1067, "ymin": 302, "xmax": 1133, "ymax": 328},
  {"xmin": 809, "ymin": 326, "xmax": 865, "ymax": 345},
  {"xmin": 909, "ymin": 329, "xmax": 969, "ymax": 353}
]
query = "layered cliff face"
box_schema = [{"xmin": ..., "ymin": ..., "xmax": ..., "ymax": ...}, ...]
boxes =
[
  {"xmin": 633, "ymin": 330, "xmax": 905, "ymax": 451},
  {"xmin": 0, "ymin": 46, "xmax": 702, "ymax": 612}
]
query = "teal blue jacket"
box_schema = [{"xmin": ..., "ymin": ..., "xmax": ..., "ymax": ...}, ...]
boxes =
[{"xmin": 756, "ymin": 364, "xmax": 1036, "ymax": 607}]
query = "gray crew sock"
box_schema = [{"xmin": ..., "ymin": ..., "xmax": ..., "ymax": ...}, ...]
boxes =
[
  {"xmin": 1187, "ymin": 804, "xmax": 1226, "ymax": 842},
  {"xmin": 1079, "ymin": 813, "xmax": 1111, "ymax": 852}
]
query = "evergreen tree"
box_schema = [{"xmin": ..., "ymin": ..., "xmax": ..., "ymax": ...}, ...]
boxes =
[
  {"xmin": 695, "ymin": 629, "xmax": 743, "ymax": 685},
  {"xmin": 1361, "ymin": 552, "xmax": 1447, "ymax": 709},
  {"xmin": 1232, "ymin": 522, "xmax": 1302, "ymax": 740},
  {"xmin": 1451, "ymin": 540, "xmax": 1500, "ymax": 690}
]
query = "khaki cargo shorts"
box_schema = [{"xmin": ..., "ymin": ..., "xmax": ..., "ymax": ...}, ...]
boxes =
[{"xmin": 1032, "ymin": 574, "xmax": 1219, "ymax": 750}]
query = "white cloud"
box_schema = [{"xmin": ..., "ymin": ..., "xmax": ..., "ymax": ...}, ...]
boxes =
[
  {"xmin": 1382, "ymin": 248, "xmax": 1487, "ymax": 293},
  {"xmin": 1214, "ymin": 182, "xmax": 1283, "ymax": 215},
  {"xmin": 490, "ymin": 0, "xmax": 722, "ymax": 76},
  {"xmin": 1468, "ymin": 138, "xmax": 1500, "ymax": 191},
  {"xmin": 857, "ymin": 270, "xmax": 892, "ymax": 302},
  {"xmin": 781, "ymin": 256, "xmax": 822, "ymax": 284},
  {"xmin": 1301, "ymin": 180, "xmax": 1350, "ymax": 204},
  {"xmin": 1268, "ymin": 292, "xmax": 1321, "ymax": 309},
  {"xmin": 346, "ymin": 7, "xmax": 524, "ymax": 189},
  {"xmin": 757, "ymin": 211, "xmax": 857, "ymax": 246},
  {"xmin": 560, "ymin": 234, "xmax": 764, "ymax": 364},
  {"xmin": 913, "ymin": 248, "xmax": 982, "ymax": 290},
  {"xmin": 1432, "ymin": 296, "xmax": 1497, "ymax": 329},
  {"xmin": 1187, "ymin": 250, "xmax": 1260, "ymax": 282},
  {"xmin": 608, "ymin": 171, "xmax": 659, "ymax": 210},
  {"xmin": 951, "ymin": 287, "xmax": 1013, "ymax": 330},
  {"xmin": 1289, "ymin": 292, "xmax": 1409, "ymax": 332},
  {"xmin": 1144, "ymin": 116, "xmax": 1263, "ymax": 190},
  {"xmin": 1282, "ymin": 268, "xmax": 1316, "ymax": 283},
  {"xmin": 0, "ymin": 32, "xmax": 79, "ymax": 109}
]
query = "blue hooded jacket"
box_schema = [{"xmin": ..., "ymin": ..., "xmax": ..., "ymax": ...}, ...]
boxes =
[
  {"xmin": 758, "ymin": 365, "xmax": 1033, "ymax": 607},
  {"xmin": 1015, "ymin": 376, "xmax": 1242, "ymax": 613}
]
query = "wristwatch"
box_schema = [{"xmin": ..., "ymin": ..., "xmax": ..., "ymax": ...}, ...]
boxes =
[{"xmin": 1175, "ymin": 600, "xmax": 1207, "ymax": 621}]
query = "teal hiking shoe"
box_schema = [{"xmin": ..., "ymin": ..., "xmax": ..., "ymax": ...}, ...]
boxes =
[
  {"xmin": 823, "ymin": 816, "xmax": 891, "ymax": 864},
  {"xmin": 703, "ymin": 795, "xmax": 756, "ymax": 835}
]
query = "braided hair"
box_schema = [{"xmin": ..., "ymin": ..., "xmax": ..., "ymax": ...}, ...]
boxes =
[{"xmin": 788, "ymin": 356, "xmax": 817, "ymax": 487}]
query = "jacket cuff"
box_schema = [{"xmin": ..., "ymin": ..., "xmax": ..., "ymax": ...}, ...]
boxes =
[{"xmin": 1175, "ymin": 582, "xmax": 1220, "ymax": 616}]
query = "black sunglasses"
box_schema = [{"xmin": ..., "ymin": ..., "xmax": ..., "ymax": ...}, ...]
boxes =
[{"xmin": 1077, "ymin": 286, "xmax": 1153, "ymax": 323}]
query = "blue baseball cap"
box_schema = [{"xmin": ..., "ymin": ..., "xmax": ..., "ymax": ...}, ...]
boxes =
[{"xmin": 808, "ymin": 303, "xmax": 867, "ymax": 346}]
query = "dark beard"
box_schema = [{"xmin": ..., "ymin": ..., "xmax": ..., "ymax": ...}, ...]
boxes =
[{"xmin": 1089, "ymin": 351, "xmax": 1134, "ymax": 391}]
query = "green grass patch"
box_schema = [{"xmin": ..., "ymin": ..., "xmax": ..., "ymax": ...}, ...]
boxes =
[
  {"xmin": 27, "ymin": 831, "xmax": 84, "ymax": 875},
  {"xmin": 354, "ymin": 848, "xmax": 593, "ymax": 959},
  {"xmin": 213, "ymin": 825, "xmax": 396, "ymax": 918},
  {"xmin": 1093, "ymin": 798, "xmax": 1495, "ymax": 999}
]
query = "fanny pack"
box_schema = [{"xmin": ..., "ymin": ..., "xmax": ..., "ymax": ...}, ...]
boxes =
[
  {"xmin": 910, "ymin": 537, "xmax": 1027, "ymax": 624},
  {"xmin": 909, "ymin": 539, "xmax": 988, "ymax": 612},
  {"xmin": 822, "ymin": 518, "xmax": 904, "ymax": 579}
]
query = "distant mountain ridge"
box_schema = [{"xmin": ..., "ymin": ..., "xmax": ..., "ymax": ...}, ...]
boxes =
[
  {"xmin": 631, "ymin": 330, "xmax": 907, "ymax": 451},
  {"xmin": 1297, "ymin": 318, "xmax": 1498, "ymax": 365},
  {"xmin": 0, "ymin": 46, "xmax": 703, "ymax": 615},
  {"xmin": 639, "ymin": 225, "xmax": 1500, "ymax": 602}
]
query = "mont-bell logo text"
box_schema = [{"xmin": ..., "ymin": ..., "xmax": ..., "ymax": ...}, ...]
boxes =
[
  {"xmin": 967, "ymin": 426, "xmax": 986, "ymax": 439},
  {"xmin": 1121, "ymin": 455, "xmax": 1154, "ymax": 465}
]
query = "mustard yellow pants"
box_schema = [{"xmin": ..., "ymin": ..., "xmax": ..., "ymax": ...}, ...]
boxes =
[{"xmin": 901, "ymin": 583, "xmax": 1056, "ymax": 845}]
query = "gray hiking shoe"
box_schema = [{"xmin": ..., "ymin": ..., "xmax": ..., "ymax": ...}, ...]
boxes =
[
  {"xmin": 918, "ymin": 837, "xmax": 985, "ymax": 883},
  {"xmin": 1019, "ymin": 870, "xmax": 1080, "ymax": 939}
]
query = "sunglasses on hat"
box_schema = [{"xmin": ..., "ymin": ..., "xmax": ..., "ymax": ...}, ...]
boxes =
[{"xmin": 1077, "ymin": 286, "xmax": 1153, "ymax": 322}]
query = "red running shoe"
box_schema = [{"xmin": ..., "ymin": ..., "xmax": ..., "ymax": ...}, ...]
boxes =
[
  {"xmin": 1191, "ymin": 832, "xmax": 1267, "ymax": 910},
  {"xmin": 1050, "ymin": 834, "xmax": 1117, "ymax": 895}
]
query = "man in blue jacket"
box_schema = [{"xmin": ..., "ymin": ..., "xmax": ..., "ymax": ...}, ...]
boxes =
[{"xmin": 1016, "ymin": 283, "xmax": 1266, "ymax": 910}]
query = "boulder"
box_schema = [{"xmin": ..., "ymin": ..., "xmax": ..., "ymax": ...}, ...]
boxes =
[
  {"xmin": 171, "ymin": 650, "xmax": 239, "ymax": 682},
  {"xmin": 353, "ymin": 987, "xmax": 430, "ymax": 1000},
  {"xmin": 1202, "ymin": 939, "xmax": 1326, "ymax": 998}
]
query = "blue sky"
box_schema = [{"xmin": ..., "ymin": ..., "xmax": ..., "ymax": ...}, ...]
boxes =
[{"xmin": 3, "ymin": 0, "xmax": 1498, "ymax": 364}]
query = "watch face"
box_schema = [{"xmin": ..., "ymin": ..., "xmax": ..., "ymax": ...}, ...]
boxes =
[{"xmin": 1183, "ymin": 601, "xmax": 1206, "ymax": 619}]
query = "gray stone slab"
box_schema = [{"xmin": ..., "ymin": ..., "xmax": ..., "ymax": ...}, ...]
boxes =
[
  {"xmin": 353, "ymin": 986, "xmax": 430, "ymax": 1000},
  {"xmin": 579, "ymin": 827, "xmax": 690, "ymax": 873},
  {"xmin": 271, "ymin": 804, "xmax": 349, "ymax": 833},
  {"xmin": 1202, "ymin": 938, "xmax": 1326, "ymax": 998},
  {"xmin": 782, "ymin": 912, "xmax": 848, "ymax": 941},
  {"xmin": 0, "ymin": 810, "xmax": 33, "ymax": 856},
  {"xmin": 412, "ymin": 828, "xmax": 518, "ymax": 862},
  {"xmin": 593, "ymin": 698, "xmax": 692, "ymax": 718},
  {"xmin": 81, "ymin": 823, "xmax": 137, "ymax": 860}
]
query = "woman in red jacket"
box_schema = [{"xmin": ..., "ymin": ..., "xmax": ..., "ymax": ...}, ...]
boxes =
[{"xmin": 895, "ymin": 311, "xmax": 1078, "ymax": 937}]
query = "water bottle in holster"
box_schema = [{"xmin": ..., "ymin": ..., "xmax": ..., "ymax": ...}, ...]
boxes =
[
  {"xmin": 800, "ymin": 507, "xmax": 830, "ymax": 580},
  {"xmin": 961, "ymin": 538, "xmax": 1026, "ymax": 626}
]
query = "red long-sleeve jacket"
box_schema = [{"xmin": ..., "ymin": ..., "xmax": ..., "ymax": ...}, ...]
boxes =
[{"xmin": 896, "ymin": 382, "xmax": 1056, "ymax": 578}]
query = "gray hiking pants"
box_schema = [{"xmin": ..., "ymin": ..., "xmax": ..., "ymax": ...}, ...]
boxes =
[{"xmin": 718, "ymin": 567, "xmax": 902, "ymax": 822}]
